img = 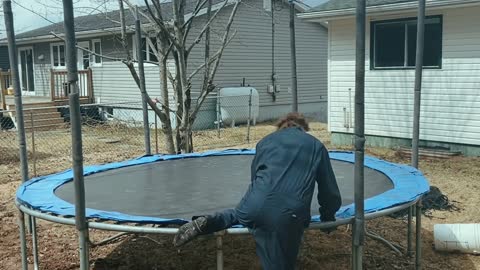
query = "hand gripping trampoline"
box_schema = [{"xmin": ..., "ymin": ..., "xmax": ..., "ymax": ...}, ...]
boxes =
[{"xmin": 16, "ymin": 149, "xmax": 429, "ymax": 268}]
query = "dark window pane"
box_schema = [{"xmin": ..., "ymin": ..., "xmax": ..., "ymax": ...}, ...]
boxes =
[
  {"xmin": 94, "ymin": 42, "xmax": 101, "ymax": 63},
  {"xmin": 53, "ymin": 46, "xmax": 59, "ymax": 66},
  {"xmin": 374, "ymin": 23, "xmax": 406, "ymax": 67},
  {"xmin": 407, "ymin": 23, "xmax": 417, "ymax": 66},
  {"xmin": 59, "ymin": 45, "xmax": 65, "ymax": 66},
  {"xmin": 149, "ymin": 38, "xmax": 158, "ymax": 62},
  {"xmin": 83, "ymin": 50, "xmax": 90, "ymax": 69},
  {"xmin": 20, "ymin": 51, "xmax": 27, "ymax": 90},
  {"xmin": 424, "ymin": 22, "xmax": 442, "ymax": 66},
  {"xmin": 141, "ymin": 37, "xmax": 147, "ymax": 61},
  {"xmin": 407, "ymin": 18, "xmax": 442, "ymax": 67}
]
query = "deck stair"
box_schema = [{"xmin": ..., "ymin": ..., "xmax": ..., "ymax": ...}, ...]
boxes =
[{"xmin": 5, "ymin": 102, "xmax": 66, "ymax": 131}]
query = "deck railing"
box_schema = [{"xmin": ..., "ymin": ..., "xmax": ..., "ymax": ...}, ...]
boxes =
[
  {"xmin": 0, "ymin": 69, "xmax": 12, "ymax": 110},
  {"xmin": 50, "ymin": 68, "xmax": 93, "ymax": 101}
]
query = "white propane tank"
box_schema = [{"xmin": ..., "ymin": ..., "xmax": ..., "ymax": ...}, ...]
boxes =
[
  {"xmin": 218, "ymin": 87, "xmax": 259, "ymax": 127},
  {"xmin": 434, "ymin": 224, "xmax": 480, "ymax": 254}
]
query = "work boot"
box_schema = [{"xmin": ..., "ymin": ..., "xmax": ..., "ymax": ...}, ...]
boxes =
[{"xmin": 173, "ymin": 216, "xmax": 208, "ymax": 247}]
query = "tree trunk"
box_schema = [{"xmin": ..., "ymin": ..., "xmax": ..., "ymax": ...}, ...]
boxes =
[{"xmin": 157, "ymin": 38, "xmax": 175, "ymax": 153}]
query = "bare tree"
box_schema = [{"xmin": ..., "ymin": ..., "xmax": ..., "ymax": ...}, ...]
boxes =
[
  {"xmin": 15, "ymin": 0, "xmax": 239, "ymax": 154},
  {"xmin": 118, "ymin": 0, "xmax": 240, "ymax": 153}
]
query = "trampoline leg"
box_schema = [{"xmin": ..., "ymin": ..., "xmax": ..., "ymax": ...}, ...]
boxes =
[
  {"xmin": 415, "ymin": 202, "xmax": 422, "ymax": 270},
  {"xmin": 352, "ymin": 244, "xmax": 363, "ymax": 270},
  {"xmin": 18, "ymin": 211, "xmax": 28, "ymax": 270},
  {"xmin": 216, "ymin": 232, "xmax": 224, "ymax": 270},
  {"xmin": 32, "ymin": 217, "xmax": 39, "ymax": 270},
  {"xmin": 78, "ymin": 229, "xmax": 90, "ymax": 270},
  {"xmin": 407, "ymin": 206, "xmax": 413, "ymax": 257}
]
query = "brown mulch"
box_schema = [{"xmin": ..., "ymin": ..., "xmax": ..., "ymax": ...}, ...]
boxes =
[{"xmin": 1, "ymin": 123, "xmax": 479, "ymax": 269}]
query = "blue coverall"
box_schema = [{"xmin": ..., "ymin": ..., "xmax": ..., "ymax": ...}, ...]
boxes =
[{"xmin": 201, "ymin": 127, "xmax": 342, "ymax": 270}]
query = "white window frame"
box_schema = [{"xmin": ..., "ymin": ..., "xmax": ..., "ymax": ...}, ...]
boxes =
[
  {"xmin": 91, "ymin": 39, "xmax": 102, "ymax": 66},
  {"xmin": 50, "ymin": 42, "xmax": 66, "ymax": 69},
  {"xmin": 132, "ymin": 34, "xmax": 158, "ymax": 65},
  {"xmin": 17, "ymin": 46, "xmax": 36, "ymax": 95}
]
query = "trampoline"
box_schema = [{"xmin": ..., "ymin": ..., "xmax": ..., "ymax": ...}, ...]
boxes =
[
  {"xmin": 16, "ymin": 149, "xmax": 429, "ymax": 228},
  {"xmin": 15, "ymin": 149, "xmax": 430, "ymax": 270}
]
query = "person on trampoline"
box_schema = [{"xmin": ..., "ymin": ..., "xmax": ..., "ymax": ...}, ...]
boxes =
[{"xmin": 173, "ymin": 112, "xmax": 342, "ymax": 270}]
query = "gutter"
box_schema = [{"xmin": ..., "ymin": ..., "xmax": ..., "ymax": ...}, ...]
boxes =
[
  {"xmin": 298, "ymin": 0, "xmax": 480, "ymax": 21},
  {"xmin": 0, "ymin": 27, "xmax": 131, "ymax": 46}
]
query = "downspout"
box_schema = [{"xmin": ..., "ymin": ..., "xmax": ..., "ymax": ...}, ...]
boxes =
[{"xmin": 271, "ymin": 0, "xmax": 277, "ymax": 102}]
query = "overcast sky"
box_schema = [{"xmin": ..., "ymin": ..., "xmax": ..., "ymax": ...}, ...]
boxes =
[{"xmin": 0, "ymin": 0, "xmax": 328, "ymax": 38}]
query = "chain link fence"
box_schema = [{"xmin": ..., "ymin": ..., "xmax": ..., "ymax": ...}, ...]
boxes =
[{"xmin": 1, "ymin": 96, "xmax": 327, "ymax": 180}]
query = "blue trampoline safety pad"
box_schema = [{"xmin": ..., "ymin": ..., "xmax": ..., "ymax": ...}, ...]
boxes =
[{"xmin": 16, "ymin": 149, "xmax": 430, "ymax": 225}]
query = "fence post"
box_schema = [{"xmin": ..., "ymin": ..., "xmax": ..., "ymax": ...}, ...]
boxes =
[
  {"xmin": 0, "ymin": 71, "xmax": 5, "ymax": 110},
  {"xmin": 155, "ymin": 113, "xmax": 159, "ymax": 154},
  {"xmin": 87, "ymin": 68, "xmax": 94, "ymax": 103},
  {"xmin": 50, "ymin": 69, "xmax": 55, "ymax": 101},
  {"xmin": 216, "ymin": 91, "xmax": 221, "ymax": 138},
  {"xmin": 29, "ymin": 110, "xmax": 37, "ymax": 177},
  {"xmin": 246, "ymin": 90, "xmax": 252, "ymax": 143}
]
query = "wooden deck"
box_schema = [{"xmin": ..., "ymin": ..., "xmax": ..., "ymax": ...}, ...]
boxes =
[{"xmin": 1, "ymin": 68, "xmax": 94, "ymax": 111}]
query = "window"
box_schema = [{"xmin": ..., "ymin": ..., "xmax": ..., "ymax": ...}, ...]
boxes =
[
  {"xmin": 51, "ymin": 43, "xmax": 66, "ymax": 67},
  {"xmin": 135, "ymin": 36, "xmax": 158, "ymax": 62},
  {"xmin": 370, "ymin": 16, "xmax": 442, "ymax": 69},
  {"xmin": 92, "ymin": 39, "xmax": 102, "ymax": 65}
]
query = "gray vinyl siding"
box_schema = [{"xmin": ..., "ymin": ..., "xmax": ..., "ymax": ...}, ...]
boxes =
[
  {"xmin": 186, "ymin": 0, "xmax": 328, "ymax": 120},
  {"xmin": 328, "ymin": 6, "xmax": 480, "ymax": 146},
  {"xmin": 23, "ymin": 0, "xmax": 329, "ymax": 123},
  {"xmin": 99, "ymin": 34, "xmax": 134, "ymax": 61}
]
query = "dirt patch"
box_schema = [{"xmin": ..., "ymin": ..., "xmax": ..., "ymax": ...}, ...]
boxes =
[
  {"xmin": 1, "ymin": 123, "xmax": 479, "ymax": 269},
  {"xmin": 0, "ymin": 146, "xmax": 53, "ymax": 164}
]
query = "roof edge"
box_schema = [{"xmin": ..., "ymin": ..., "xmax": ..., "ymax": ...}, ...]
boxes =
[
  {"xmin": 4, "ymin": 0, "xmax": 236, "ymax": 45},
  {"xmin": 299, "ymin": 0, "xmax": 480, "ymax": 21}
]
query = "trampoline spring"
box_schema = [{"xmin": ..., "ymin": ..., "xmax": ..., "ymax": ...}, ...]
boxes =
[{"xmin": 90, "ymin": 232, "xmax": 131, "ymax": 247}]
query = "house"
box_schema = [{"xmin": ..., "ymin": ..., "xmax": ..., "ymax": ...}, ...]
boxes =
[
  {"xmin": 299, "ymin": 0, "xmax": 480, "ymax": 156},
  {"xmin": 0, "ymin": 0, "xmax": 329, "ymax": 128}
]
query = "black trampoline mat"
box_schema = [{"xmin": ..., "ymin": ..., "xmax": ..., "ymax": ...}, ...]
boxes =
[{"xmin": 54, "ymin": 155, "xmax": 394, "ymax": 219}]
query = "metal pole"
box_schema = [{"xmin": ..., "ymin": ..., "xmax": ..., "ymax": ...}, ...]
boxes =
[
  {"xmin": 289, "ymin": 0, "xmax": 298, "ymax": 112},
  {"xmin": 32, "ymin": 217, "xmax": 39, "ymax": 270},
  {"xmin": 18, "ymin": 211, "xmax": 28, "ymax": 270},
  {"xmin": 352, "ymin": 0, "xmax": 366, "ymax": 269},
  {"xmin": 216, "ymin": 92, "xmax": 221, "ymax": 138},
  {"xmin": 155, "ymin": 113, "xmax": 159, "ymax": 154},
  {"xmin": 216, "ymin": 234, "xmax": 224, "ymax": 270},
  {"xmin": 4, "ymin": 0, "xmax": 31, "ymax": 232},
  {"xmin": 412, "ymin": 0, "xmax": 426, "ymax": 169},
  {"xmin": 416, "ymin": 202, "xmax": 422, "ymax": 270},
  {"xmin": 407, "ymin": 206, "xmax": 413, "ymax": 256},
  {"xmin": 246, "ymin": 90, "xmax": 252, "ymax": 143},
  {"xmin": 135, "ymin": 6, "xmax": 151, "ymax": 156},
  {"xmin": 271, "ymin": 0, "xmax": 276, "ymax": 100},
  {"xmin": 62, "ymin": 1, "xmax": 89, "ymax": 269}
]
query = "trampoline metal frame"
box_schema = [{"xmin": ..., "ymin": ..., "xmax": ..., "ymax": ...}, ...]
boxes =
[{"xmin": 16, "ymin": 197, "xmax": 423, "ymax": 270}]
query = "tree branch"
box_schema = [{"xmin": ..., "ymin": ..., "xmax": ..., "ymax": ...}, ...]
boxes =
[
  {"xmin": 182, "ymin": 0, "xmax": 209, "ymax": 46},
  {"xmin": 186, "ymin": 0, "xmax": 228, "ymax": 56},
  {"xmin": 187, "ymin": 30, "xmax": 236, "ymax": 81},
  {"xmin": 190, "ymin": 1, "xmax": 239, "ymax": 121},
  {"xmin": 144, "ymin": 0, "xmax": 176, "ymax": 40}
]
